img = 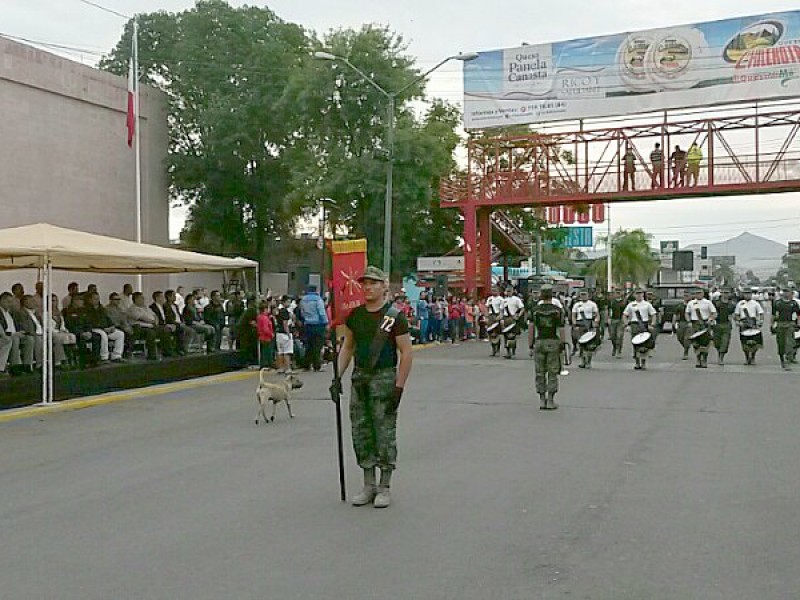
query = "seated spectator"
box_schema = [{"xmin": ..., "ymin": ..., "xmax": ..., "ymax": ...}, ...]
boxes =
[
  {"xmin": 83, "ymin": 291, "xmax": 125, "ymax": 363},
  {"xmin": 119, "ymin": 283, "xmax": 134, "ymax": 311},
  {"xmin": 18, "ymin": 294, "xmax": 47, "ymax": 369},
  {"xmin": 1, "ymin": 291, "xmax": 35, "ymax": 375},
  {"xmin": 11, "ymin": 283, "xmax": 25, "ymax": 308},
  {"xmin": 62, "ymin": 281, "xmax": 79, "ymax": 311},
  {"xmin": 126, "ymin": 292, "xmax": 160, "ymax": 360},
  {"xmin": 51, "ymin": 293, "xmax": 78, "ymax": 369},
  {"xmin": 203, "ymin": 290, "xmax": 226, "ymax": 351},
  {"xmin": 150, "ymin": 291, "xmax": 180, "ymax": 357},
  {"xmin": 225, "ymin": 291, "xmax": 246, "ymax": 349},
  {"xmin": 181, "ymin": 293, "xmax": 215, "ymax": 352},
  {"xmin": 62, "ymin": 293, "xmax": 101, "ymax": 367},
  {"xmin": 164, "ymin": 289, "xmax": 188, "ymax": 355},
  {"xmin": 106, "ymin": 292, "xmax": 134, "ymax": 355},
  {"xmin": 33, "ymin": 282, "xmax": 44, "ymax": 315}
]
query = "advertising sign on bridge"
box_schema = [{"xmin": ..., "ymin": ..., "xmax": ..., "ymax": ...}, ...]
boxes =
[
  {"xmin": 553, "ymin": 226, "xmax": 593, "ymax": 248},
  {"xmin": 464, "ymin": 11, "xmax": 800, "ymax": 128}
]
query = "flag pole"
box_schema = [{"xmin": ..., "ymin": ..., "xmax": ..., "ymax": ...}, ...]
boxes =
[{"xmin": 133, "ymin": 17, "xmax": 143, "ymax": 292}]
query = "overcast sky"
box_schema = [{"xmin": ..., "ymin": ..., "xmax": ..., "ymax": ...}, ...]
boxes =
[{"xmin": 6, "ymin": 0, "xmax": 800, "ymax": 248}]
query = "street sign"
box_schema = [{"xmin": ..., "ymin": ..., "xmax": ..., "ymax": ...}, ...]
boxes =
[
  {"xmin": 554, "ymin": 226, "xmax": 593, "ymax": 248},
  {"xmin": 660, "ymin": 240, "xmax": 679, "ymax": 254},
  {"xmin": 417, "ymin": 256, "xmax": 464, "ymax": 272},
  {"xmin": 789, "ymin": 241, "xmax": 800, "ymax": 255}
]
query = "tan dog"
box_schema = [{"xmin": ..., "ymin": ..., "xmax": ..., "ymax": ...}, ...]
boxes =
[{"xmin": 255, "ymin": 370, "xmax": 303, "ymax": 424}]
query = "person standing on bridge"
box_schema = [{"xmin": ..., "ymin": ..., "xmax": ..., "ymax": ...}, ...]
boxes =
[
  {"xmin": 333, "ymin": 266, "xmax": 413, "ymax": 508},
  {"xmin": 670, "ymin": 145, "xmax": 687, "ymax": 187},
  {"xmin": 622, "ymin": 145, "xmax": 636, "ymax": 191},
  {"xmin": 531, "ymin": 285, "xmax": 566, "ymax": 410},
  {"xmin": 650, "ymin": 143, "xmax": 664, "ymax": 188},
  {"xmin": 687, "ymin": 142, "xmax": 703, "ymax": 187}
]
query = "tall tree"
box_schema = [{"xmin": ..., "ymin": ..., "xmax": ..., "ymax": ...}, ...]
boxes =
[
  {"xmin": 590, "ymin": 229, "xmax": 659, "ymax": 288},
  {"xmin": 284, "ymin": 26, "xmax": 462, "ymax": 276},
  {"xmin": 101, "ymin": 1, "xmax": 308, "ymax": 257}
]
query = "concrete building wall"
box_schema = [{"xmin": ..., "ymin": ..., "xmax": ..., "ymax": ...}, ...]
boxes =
[{"xmin": 0, "ymin": 37, "xmax": 169, "ymax": 297}]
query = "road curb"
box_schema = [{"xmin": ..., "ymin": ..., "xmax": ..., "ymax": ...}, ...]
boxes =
[{"xmin": 0, "ymin": 370, "xmax": 259, "ymax": 425}]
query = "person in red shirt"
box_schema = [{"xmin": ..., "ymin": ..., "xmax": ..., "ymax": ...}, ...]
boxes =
[
  {"xmin": 448, "ymin": 297, "xmax": 462, "ymax": 343},
  {"xmin": 256, "ymin": 301, "xmax": 275, "ymax": 369}
]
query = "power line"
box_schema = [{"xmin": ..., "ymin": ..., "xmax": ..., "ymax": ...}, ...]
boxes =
[{"xmin": 74, "ymin": 0, "xmax": 130, "ymax": 20}]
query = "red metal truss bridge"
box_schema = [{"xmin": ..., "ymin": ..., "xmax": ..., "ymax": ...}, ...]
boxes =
[{"xmin": 440, "ymin": 105, "xmax": 800, "ymax": 295}]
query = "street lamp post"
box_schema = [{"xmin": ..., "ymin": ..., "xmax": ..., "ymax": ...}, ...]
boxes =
[{"xmin": 314, "ymin": 50, "xmax": 478, "ymax": 278}]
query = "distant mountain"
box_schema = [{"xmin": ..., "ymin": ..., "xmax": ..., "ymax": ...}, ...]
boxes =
[{"xmin": 684, "ymin": 232, "xmax": 787, "ymax": 277}]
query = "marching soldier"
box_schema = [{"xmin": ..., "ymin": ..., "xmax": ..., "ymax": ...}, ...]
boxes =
[
  {"xmin": 608, "ymin": 288, "xmax": 627, "ymax": 358},
  {"xmin": 531, "ymin": 285, "xmax": 566, "ymax": 410},
  {"xmin": 713, "ymin": 288, "xmax": 737, "ymax": 366},
  {"xmin": 646, "ymin": 290, "xmax": 664, "ymax": 340},
  {"xmin": 623, "ymin": 289, "xmax": 657, "ymax": 370},
  {"xmin": 686, "ymin": 287, "xmax": 717, "ymax": 369},
  {"xmin": 672, "ymin": 290, "xmax": 693, "ymax": 360},
  {"xmin": 771, "ymin": 287, "xmax": 800, "ymax": 370},
  {"xmin": 334, "ymin": 266, "xmax": 414, "ymax": 509},
  {"xmin": 571, "ymin": 290, "xmax": 600, "ymax": 368},
  {"xmin": 734, "ymin": 287, "xmax": 765, "ymax": 365},
  {"xmin": 501, "ymin": 287, "xmax": 525, "ymax": 359},
  {"xmin": 486, "ymin": 286, "xmax": 504, "ymax": 357}
]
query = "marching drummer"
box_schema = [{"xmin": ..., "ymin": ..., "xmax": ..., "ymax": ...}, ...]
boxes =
[
  {"xmin": 771, "ymin": 287, "xmax": 800, "ymax": 370},
  {"xmin": 623, "ymin": 288, "xmax": 657, "ymax": 370},
  {"xmin": 571, "ymin": 289, "xmax": 600, "ymax": 369},
  {"xmin": 672, "ymin": 290, "xmax": 693, "ymax": 361},
  {"xmin": 734, "ymin": 287, "xmax": 764, "ymax": 366},
  {"xmin": 486, "ymin": 286, "xmax": 505, "ymax": 357},
  {"xmin": 713, "ymin": 288, "xmax": 737, "ymax": 366},
  {"xmin": 502, "ymin": 286, "xmax": 525, "ymax": 359},
  {"xmin": 686, "ymin": 287, "xmax": 717, "ymax": 369}
]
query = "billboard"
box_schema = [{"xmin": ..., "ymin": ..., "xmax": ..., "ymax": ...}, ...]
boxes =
[
  {"xmin": 552, "ymin": 226, "xmax": 593, "ymax": 248},
  {"xmin": 464, "ymin": 11, "xmax": 800, "ymax": 128},
  {"xmin": 417, "ymin": 256, "xmax": 465, "ymax": 272}
]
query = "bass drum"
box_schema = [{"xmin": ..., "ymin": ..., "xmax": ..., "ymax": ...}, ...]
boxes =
[
  {"xmin": 689, "ymin": 328, "xmax": 710, "ymax": 348},
  {"xmin": 501, "ymin": 318, "xmax": 519, "ymax": 335},
  {"xmin": 632, "ymin": 331, "xmax": 655, "ymax": 353},
  {"xmin": 578, "ymin": 330, "xmax": 601, "ymax": 351},
  {"xmin": 739, "ymin": 328, "xmax": 763, "ymax": 347}
]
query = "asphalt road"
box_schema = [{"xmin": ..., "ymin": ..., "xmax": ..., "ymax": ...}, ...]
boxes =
[{"xmin": 2, "ymin": 329, "xmax": 800, "ymax": 600}]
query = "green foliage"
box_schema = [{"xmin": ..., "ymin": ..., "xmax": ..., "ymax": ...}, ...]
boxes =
[
  {"xmin": 776, "ymin": 254, "xmax": 800, "ymax": 285},
  {"xmin": 101, "ymin": 3, "xmax": 463, "ymax": 276},
  {"xmin": 589, "ymin": 229, "xmax": 659, "ymax": 288}
]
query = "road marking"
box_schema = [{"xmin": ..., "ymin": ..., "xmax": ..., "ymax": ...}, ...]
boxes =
[{"xmin": 0, "ymin": 370, "xmax": 259, "ymax": 425}]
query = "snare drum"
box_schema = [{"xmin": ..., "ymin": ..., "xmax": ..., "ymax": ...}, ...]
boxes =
[
  {"xmin": 486, "ymin": 320, "xmax": 500, "ymax": 334},
  {"xmin": 740, "ymin": 328, "xmax": 763, "ymax": 347},
  {"xmin": 501, "ymin": 319, "xmax": 518, "ymax": 335},
  {"xmin": 578, "ymin": 330, "xmax": 601, "ymax": 351},
  {"xmin": 794, "ymin": 329, "xmax": 800, "ymax": 348},
  {"xmin": 631, "ymin": 331, "xmax": 655, "ymax": 353},
  {"xmin": 689, "ymin": 328, "xmax": 710, "ymax": 348}
]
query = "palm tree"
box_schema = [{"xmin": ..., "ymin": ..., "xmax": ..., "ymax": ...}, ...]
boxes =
[{"xmin": 590, "ymin": 229, "xmax": 659, "ymax": 289}]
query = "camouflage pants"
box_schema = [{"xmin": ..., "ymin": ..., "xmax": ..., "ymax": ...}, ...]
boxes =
[
  {"xmin": 534, "ymin": 339, "xmax": 561, "ymax": 395},
  {"xmin": 350, "ymin": 368, "xmax": 398, "ymax": 470},
  {"xmin": 676, "ymin": 322, "xmax": 691, "ymax": 351},
  {"xmin": 713, "ymin": 324, "xmax": 731, "ymax": 355},
  {"xmin": 609, "ymin": 319, "xmax": 624, "ymax": 351},
  {"xmin": 774, "ymin": 323, "xmax": 797, "ymax": 360}
]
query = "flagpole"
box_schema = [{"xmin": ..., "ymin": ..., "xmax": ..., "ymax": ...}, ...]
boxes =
[{"xmin": 133, "ymin": 18, "xmax": 143, "ymax": 292}]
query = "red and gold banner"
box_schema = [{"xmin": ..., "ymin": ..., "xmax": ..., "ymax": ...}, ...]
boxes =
[{"xmin": 329, "ymin": 239, "xmax": 367, "ymax": 325}]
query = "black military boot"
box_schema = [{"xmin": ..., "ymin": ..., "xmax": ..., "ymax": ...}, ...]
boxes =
[
  {"xmin": 546, "ymin": 393, "xmax": 558, "ymax": 410},
  {"xmin": 539, "ymin": 394, "xmax": 547, "ymax": 410}
]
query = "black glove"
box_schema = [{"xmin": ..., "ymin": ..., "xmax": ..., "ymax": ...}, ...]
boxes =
[
  {"xmin": 329, "ymin": 377, "xmax": 343, "ymax": 402},
  {"xmin": 388, "ymin": 386, "xmax": 404, "ymax": 415}
]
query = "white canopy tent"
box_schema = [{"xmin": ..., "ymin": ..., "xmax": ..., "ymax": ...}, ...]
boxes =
[{"xmin": 0, "ymin": 223, "xmax": 260, "ymax": 404}]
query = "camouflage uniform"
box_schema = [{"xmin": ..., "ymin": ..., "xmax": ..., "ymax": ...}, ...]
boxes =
[
  {"xmin": 350, "ymin": 368, "xmax": 398, "ymax": 470},
  {"xmin": 534, "ymin": 339, "xmax": 561, "ymax": 394}
]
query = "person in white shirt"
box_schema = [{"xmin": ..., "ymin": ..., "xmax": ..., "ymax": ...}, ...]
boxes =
[
  {"xmin": 486, "ymin": 287, "xmax": 505, "ymax": 357},
  {"xmin": 175, "ymin": 286, "xmax": 186, "ymax": 314},
  {"xmin": 501, "ymin": 287, "xmax": 525, "ymax": 359},
  {"xmin": 623, "ymin": 289, "xmax": 657, "ymax": 370},
  {"xmin": 0, "ymin": 291, "xmax": 35, "ymax": 374},
  {"xmin": 734, "ymin": 288, "xmax": 765, "ymax": 365},
  {"xmin": 685, "ymin": 288, "xmax": 717, "ymax": 368},
  {"xmin": 571, "ymin": 290, "xmax": 600, "ymax": 368}
]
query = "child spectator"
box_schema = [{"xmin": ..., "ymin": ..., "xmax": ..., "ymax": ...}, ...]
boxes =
[{"xmin": 256, "ymin": 302, "xmax": 275, "ymax": 369}]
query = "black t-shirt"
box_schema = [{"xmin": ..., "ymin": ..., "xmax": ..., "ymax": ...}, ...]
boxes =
[
  {"xmin": 532, "ymin": 303, "xmax": 564, "ymax": 340},
  {"xmin": 609, "ymin": 299, "xmax": 626, "ymax": 320},
  {"xmin": 346, "ymin": 303, "xmax": 409, "ymax": 370},
  {"xmin": 714, "ymin": 300, "xmax": 736, "ymax": 324},
  {"xmin": 278, "ymin": 307, "xmax": 292, "ymax": 334},
  {"xmin": 773, "ymin": 299, "xmax": 799, "ymax": 323}
]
